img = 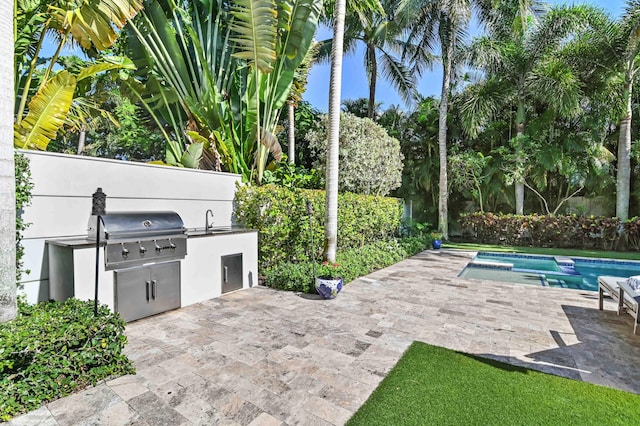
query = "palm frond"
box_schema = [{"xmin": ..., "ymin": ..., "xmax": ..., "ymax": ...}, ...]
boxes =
[{"xmin": 378, "ymin": 49, "xmax": 417, "ymax": 105}]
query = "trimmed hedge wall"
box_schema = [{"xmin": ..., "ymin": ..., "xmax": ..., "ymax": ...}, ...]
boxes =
[
  {"xmin": 235, "ymin": 185, "xmax": 404, "ymax": 271},
  {"xmin": 461, "ymin": 213, "xmax": 640, "ymax": 251}
]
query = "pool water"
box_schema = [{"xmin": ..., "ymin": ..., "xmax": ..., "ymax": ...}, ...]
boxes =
[{"xmin": 459, "ymin": 252, "xmax": 640, "ymax": 291}]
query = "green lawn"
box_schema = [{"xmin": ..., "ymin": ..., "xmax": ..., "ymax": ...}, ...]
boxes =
[
  {"xmin": 347, "ymin": 342, "xmax": 640, "ymax": 425},
  {"xmin": 444, "ymin": 242, "xmax": 640, "ymax": 261}
]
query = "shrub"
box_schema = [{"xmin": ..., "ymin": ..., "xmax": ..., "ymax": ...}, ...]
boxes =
[
  {"xmin": 261, "ymin": 162, "xmax": 323, "ymax": 189},
  {"xmin": 235, "ymin": 185, "xmax": 404, "ymax": 270},
  {"xmin": 460, "ymin": 213, "xmax": 623, "ymax": 250},
  {"xmin": 0, "ymin": 298, "xmax": 134, "ymax": 421},
  {"xmin": 626, "ymin": 217, "xmax": 640, "ymax": 251},
  {"xmin": 306, "ymin": 112, "xmax": 403, "ymax": 196},
  {"xmin": 264, "ymin": 237, "xmax": 430, "ymax": 293}
]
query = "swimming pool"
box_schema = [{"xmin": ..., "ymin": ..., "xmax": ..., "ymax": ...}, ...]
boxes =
[{"xmin": 458, "ymin": 252, "xmax": 640, "ymax": 291}]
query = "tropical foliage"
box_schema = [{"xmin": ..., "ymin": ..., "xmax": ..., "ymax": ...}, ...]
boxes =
[
  {"xmin": 124, "ymin": 0, "xmax": 322, "ymax": 181},
  {"xmin": 14, "ymin": 0, "xmax": 143, "ymax": 151}
]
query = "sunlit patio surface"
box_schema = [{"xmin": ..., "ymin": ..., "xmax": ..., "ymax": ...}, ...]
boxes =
[{"xmin": 11, "ymin": 249, "xmax": 640, "ymax": 425}]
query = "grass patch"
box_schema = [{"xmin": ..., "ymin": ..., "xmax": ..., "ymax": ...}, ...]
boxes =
[
  {"xmin": 445, "ymin": 242, "xmax": 640, "ymax": 261},
  {"xmin": 348, "ymin": 342, "xmax": 640, "ymax": 425}
]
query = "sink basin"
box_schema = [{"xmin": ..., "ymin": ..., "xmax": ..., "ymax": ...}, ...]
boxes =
[{"xmin": 186, "ymin": 226, "xmax": 238, "ymax": 237}]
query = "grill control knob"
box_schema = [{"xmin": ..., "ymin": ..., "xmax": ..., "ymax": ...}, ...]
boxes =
[
  {"xmin": 121, "ymin": 244, "xmax": 129, "ymax": 259},
  {"xmin": 154, "ymin": 241, "xmax": 162, "ymax": 254},
  {"xmin": 139, "ymin": 245, "xmax": 147, "ymax": 256},
  {"xmin": 169, "ymin": 241, "xmax": 176, "ymax": 252}
]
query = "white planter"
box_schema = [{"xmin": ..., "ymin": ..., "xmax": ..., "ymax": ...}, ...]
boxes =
[{"xmin": 315, "ymin": 277, "xmax": 343, "ymax": 299}]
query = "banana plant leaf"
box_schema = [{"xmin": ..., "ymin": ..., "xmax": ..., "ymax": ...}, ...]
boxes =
[
  {"xmin": 14, "ymin": 70, "xmax": 76, "ymax": 150},
  {"xmin": 77, "ymin": 56, "xmax": 135, "ymax": 81},
  {"xmin": 49, "ymin": 0, "xmax": 144, "ymax": 51}
]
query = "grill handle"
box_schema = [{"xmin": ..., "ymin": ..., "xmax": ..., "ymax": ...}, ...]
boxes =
[
  {"xmin": 145, "ymin": 281, "xmax": 150, "ymax": 302},
  {"xmin": 151, "ymin": 280, "xmax": 157, "ymax": 299}
]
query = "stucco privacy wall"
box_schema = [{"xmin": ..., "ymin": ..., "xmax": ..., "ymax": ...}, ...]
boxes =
[{"xmin": 18, "ymin": 150, "xmax": 242, "ymax": 301}]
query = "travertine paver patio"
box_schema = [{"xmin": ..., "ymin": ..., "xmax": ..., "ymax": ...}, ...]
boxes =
[{"xmin": 10, "ymin": 249, "xmax": 640, "ymax": 425}]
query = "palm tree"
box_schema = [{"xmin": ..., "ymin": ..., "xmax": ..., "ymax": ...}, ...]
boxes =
[
  {"xmin": 324, "ymin": 0, "xmax": 347, "ymax": 262},
  {"xmin": 459, "ymin": 3, "xmax": 594, "ymax": 214},
  {"xmin": 611, "ymin": 1, "xmax": 640, "ymax": 221},
  {"xmin": 1, "ymin": 0, "xmax": 17, "ymax": 322},
  {"xmin": 322, "ymin": 0, "xmax": 383, "ymax": 261},
  {"xmin": 318, "ymin": 0, "xmax": 416, "ymax": 119},
  {"xmin": 401, "ymin": 0, "xmax": 473, "ymax": 239},
  {"xmin": 548, "ymin": 4, "xmax": 638, "ymax": 220},
  {"xmin": 342, "ymin": 97, "xmax": 382, "ymax": 118}
]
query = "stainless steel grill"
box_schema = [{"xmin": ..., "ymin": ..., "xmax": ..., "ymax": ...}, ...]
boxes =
[
  {"xmin": 87, "ymin": 210, "xmax": 187, "ymax": 322},
  {"xmin": 88, "ymin": 211, "xmax": 188, "ymax": 270}
]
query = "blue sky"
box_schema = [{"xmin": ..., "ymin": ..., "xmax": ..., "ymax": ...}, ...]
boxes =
[{"xmin": 303, "ymin": 0, "xmax": 627, "ymax": 112}]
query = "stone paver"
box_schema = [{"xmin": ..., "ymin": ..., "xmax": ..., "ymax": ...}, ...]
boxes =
[{"xmin": 10, "ymin": 249, "xmax": 640, "ymax": 425}]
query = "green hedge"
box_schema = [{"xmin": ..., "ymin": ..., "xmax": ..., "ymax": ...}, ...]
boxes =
[
  {"xmin": 460, "ymin": 213, "xmax": 634, "ymax": 251},
  {"xmin": 0, "ymin": 299, "xmax": 134, "ymax": 421},
  {"xmin": 264, "ymin": 237, "xmax": 430, "ymax": 293},
  {"xmin": 235, "ymin": 185, "xmax": 404, "ymax": 271}
]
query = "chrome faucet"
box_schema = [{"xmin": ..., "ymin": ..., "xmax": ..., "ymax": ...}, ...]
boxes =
[{"xmin": 205, "ymin": 209, "xmax": 214, "ymax": 233}]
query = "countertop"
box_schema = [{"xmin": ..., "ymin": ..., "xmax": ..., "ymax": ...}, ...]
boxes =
[{"xmin": 46, "ymin": 227, "xmax": 256, "ymax": 247}]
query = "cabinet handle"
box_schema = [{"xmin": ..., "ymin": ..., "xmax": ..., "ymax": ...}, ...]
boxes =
[
  {"xmin": 224, "ymin": 266, "xmax": 228, "ymax": 283},
  {"xmin": 151, "ymin": 280, "xmax": 157, "ymax": 299},
  {"xmin": 145, "ymin": 281, "xmax": 150, "ymax": 301}
]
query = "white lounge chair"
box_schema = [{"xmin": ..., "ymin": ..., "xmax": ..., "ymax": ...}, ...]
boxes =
[{"xmin": 598, "ymin": 275, "xmax": 640, "ymax": 335}]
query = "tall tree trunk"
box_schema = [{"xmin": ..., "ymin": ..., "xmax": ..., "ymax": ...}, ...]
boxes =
[
  {"xmin": 617, "ymin": 75, "xmax": 633, "ymax": 221},
  {"xmin": 323, "ymin": 0, "xmax": 346, "ymax": 263},
  {"xmin": 438, "ymin": 36, "xmax": 453, "ymax": 240},
  {"xmin": 287, "ymin": 101, "xmax": 295, "ymax": 165},
  {"xmin": 515, "ymin": 101, "xmax": 525, "ymax": 215},
  {"xmin": 77, "ymin": 126, "xmax": 87, "ymax": 155},
  {"xmin": 0, "ymin": 0, "xmax": 17, "ymax": 322},
  {"xmin": 367, "ymin": 44, "xmax": 377, "ymax": 120}
]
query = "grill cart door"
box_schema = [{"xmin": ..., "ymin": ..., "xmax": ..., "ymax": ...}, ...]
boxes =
[{"xmin": 114, "ymin": 261, "xmax": 181, "ymax": 322}]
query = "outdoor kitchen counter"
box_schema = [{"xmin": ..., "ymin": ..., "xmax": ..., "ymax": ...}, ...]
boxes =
[
  {"xmin": 45, "ymin": 226, "xmax": 255, "ymax": 246},
  {"xmin": 186, "ymin": 226, "xmax": 255, "ymax": 238},
  {"xmin": 46, "ymin": 227, "xmax": 258, "ymax": 313},
  {"xmin": 46, "ymin": 237, "xmax": 106, "ymax": 248}
]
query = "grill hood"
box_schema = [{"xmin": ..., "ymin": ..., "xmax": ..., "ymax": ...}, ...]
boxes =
[{"xmin": 88, "ymin": 211, "xmax": 186, "ymax": 240}]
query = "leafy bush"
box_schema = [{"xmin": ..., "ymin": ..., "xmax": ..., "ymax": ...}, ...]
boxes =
[
  {"xmin": 306, "ymin": 112, "xmax": 404, "ymax": 196},
  {"xmin": 0, "ymin": 299, "xmax": 134, "ymax": 421},
  {"xmin": 625, "ymin": 217, "xmax": 640, "ymax": 251},
  {"xmin": 262, "ymin": 161, "xmax": 323, "ymax": 189},
  {"xmin": 264, "ymin": 237, "xmax": 430, "ymax": 293},
  {"xmin": 15, "ymin": 152, "xmax": 34, "ymax": 282},
  {"xmin": 235, "ymin": 185, "xmax": 404, "ymax": 270},
  {"xmin": 460, "ymin": 213, "xmax": 623, "ymax": 250}
]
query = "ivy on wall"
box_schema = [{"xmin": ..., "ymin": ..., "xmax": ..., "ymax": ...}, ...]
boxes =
[{"xmin": 15, "ymin": 152, "xmax": 33, "ymax": 283}]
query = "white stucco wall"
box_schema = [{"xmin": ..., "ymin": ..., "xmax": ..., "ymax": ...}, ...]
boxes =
[{"xmin": 18, "ymin": 150, "xmax": 252, "ymax": 303}]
